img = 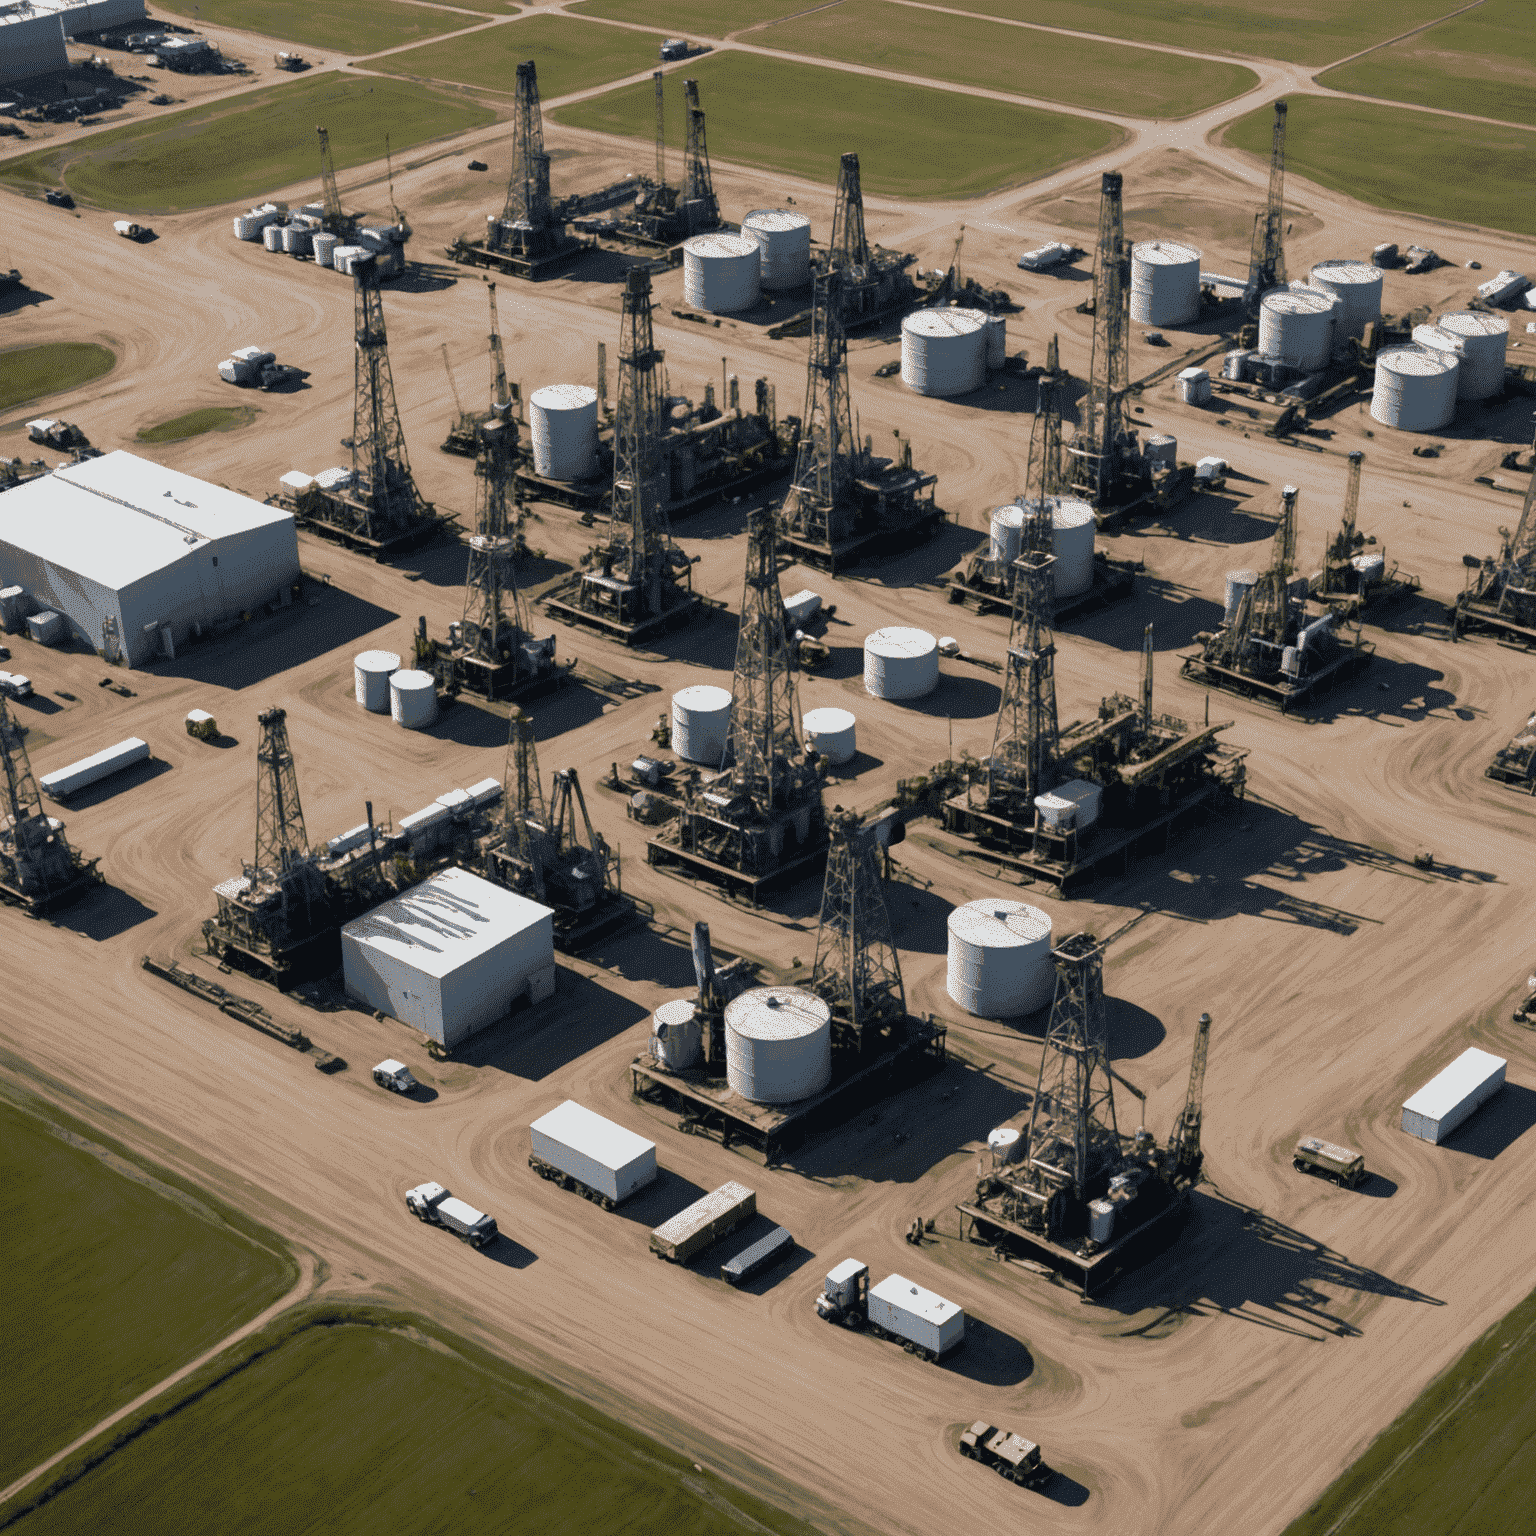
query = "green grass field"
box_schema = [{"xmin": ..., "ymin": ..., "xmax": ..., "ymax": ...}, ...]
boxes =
[
  {"xmin": 137, "ymin": 406, "xmax": 257, "ymax": 443},
  {"xmin": 553, "ymin": 51, "xmax": 1122, "ymax": 199},
  {"xmin": 149, "ymin": 0, "xmax": 493, "ymax": 55},
  {"xmin": 568, "ymin": 0, "xmax": 804, "ymax": 33},
  {"xmin": 0, "ymin": 1099, "xmax": 295, "ymax": 1491},
  {"xmin": 1283, "ymin": 1283, "xmax": 1536, "ymax": 1534},
  {"xmin": 1225, "ymin": 95, "xmax": 1536, "ymax": 239},
  {"xmin": 1319, "ymin": 0, "xmax": 1536, "ymax": 128},
  {"xmin": 0, "ymin": 342, "xmax": 115, "ymax": 411},
  {"xmin": 367, "ymin": 14, "xmax": 666, "ymax": 101},
  {"xmin": 2, "ymin": 1309, "xmax": 823, "ymax": 1536},
  {"xmin": 758, "ymin": 0, "xmax": 1257, "ymax": 119},
  {"xmin": 0, "ymin": 75, "xmax": 494, "ymax": 215},
  {"xmin": 927, "ymin": 0, "xmax": 1457, "ymax": 68}
]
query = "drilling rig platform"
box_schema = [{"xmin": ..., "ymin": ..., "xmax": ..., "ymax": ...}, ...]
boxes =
[
  {"xmin": 1452, "ymin": 420, "xmax": 1536, "ymax": 643},
  {"xmin": 958, "ymin": 946, "xmax": 1210, "ymax": 1295},
  {"xmin": 632, "ymin": 813, "xmax": 946, "ymax": 1163},
  {"xmin": 0, "ymin": 696, "xmax": 100, "ymax": 913}
]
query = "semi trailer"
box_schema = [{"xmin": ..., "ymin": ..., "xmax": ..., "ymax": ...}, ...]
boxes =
[
  {"xmin": 529, "ymin": 1099, "xmax": 657, "ymax": 1210},
  {"xmin": 650, "ymin": 1181, "xmax": 755, "ymax": 1262},
  {"xmin": 721, "ymin": 1225, "xmax": 794, "ymax": 1286},
  {"xmin": 404, "ymin": 1181, "xmax": 499, "ymax": 1248},
  {"xmin": 814, "ymin": 1260, "xmax": 965, "ymax": 1361}
]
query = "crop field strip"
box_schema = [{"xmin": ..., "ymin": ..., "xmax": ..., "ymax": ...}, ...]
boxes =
[
  {"xmin": 0, "ymin": 1097, "xmax": 296, "ymax": 1491},
  {"xmin": 0, "ymin": 74, "xmax": 496, "ymax": 215},
  {"xmin": 551, "ymin": 50, "xmax": 1123, "ymax": 200},
  {"xmin": 0, "ymin": 1307, "xmax": 825, "ymax": 1536},
  {"xmin": 1225, "ymin": 94, "xmax": 1536, "ymax": 241},
  {"xmin": 754, "ymin": 0, "xmax": 1260, "ymax": 120},
  {"xmin": 1318, "ymin": 0, "xmax": 1536, "ymax": 129},
  {"xmin": 148, "ymin": 0, "xmax": 512, "ymax": 56},
  {"xmin": 366, "ymin": 14, "xmax": 672, "ymax": 102}
]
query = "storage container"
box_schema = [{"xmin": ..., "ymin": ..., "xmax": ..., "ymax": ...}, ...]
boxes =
[
  {"xmin": 650, "ymin": 1181, "xmax": 756, "ymax": 1262},
  {"xmin": 529, "ymin": 1100, "xmax": 658, "ymax": 1204},
  {"xmin": 1401, "ymin": 1047, "xmax": 1506, "ymax": 1144},
  {"xmin": 721, "ymin": 1225, "xmax": 794, "ymax": 1285},
  {"xmin": 868, "ymin": 1273, "xmax": 965, "ymax": 1358}
]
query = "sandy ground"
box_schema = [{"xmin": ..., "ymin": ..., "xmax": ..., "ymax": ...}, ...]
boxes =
[{"xmin": 3, "ymin": 108, "xmax": 1536, "ymax": 1536}]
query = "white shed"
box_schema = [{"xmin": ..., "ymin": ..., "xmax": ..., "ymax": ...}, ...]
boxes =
[
  {"xmin": 341, "ymin": 866, "xmax": 556, "ymax": 1047},
  {"xmin": 0, "ymin": 451, "xmax": 299, "ymax": 667}
]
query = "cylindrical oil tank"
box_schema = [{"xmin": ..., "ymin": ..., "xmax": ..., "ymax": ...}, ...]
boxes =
[
  {"xmin": 389, "ymin": 669, "xmax": 437, "ymax": 729},
  {"xmin": 740, "ymin": 208, "xmax": 811, "ymax": 290},
  {"xmin": 724, "ymin": 986, "xmax": 832, "ymax": 1104},
  {"xmin": 1430, "ymin": 311, "xmax": 1508, "ymax": 399},
  {"xmin": 1351, "ymin": 552, "xmax": 1386, "ymax": 587},
  {"xmin": 1050, "ymin": 497, "xmax": 1096, "ymax": 599},
  {"xmin": 1224, "ymin": 569, "xmax": 1259, "ymax": 621},
  {"xmin": 988, "ymin": 504, "xmax": 1025, "ymax": 564},
  {"xmin": 1129, "ymin": 240, "xmax": 1201, "ymax": 326},
  {"xmin": 1258, "ymin": 287, "xmax": 1337, "ymax": 371},
  {"xmin": 529, "ymin": 384, "xmax": 599, "ymax": 480},
  {"xmin": 671, "ymin": 684, "xmax": 732, "ymax": 764},
  {"xmin": 650, "ymin": 998, "xmax": 702, "ymax": 1072},
  {"xmin": 1309, "ymin": 259, "xmax": 1383, "ymax": 340},
  {"xmin": 802, "ymin": 706, "xmax": 856, "ymax": 765},
  {"xmin": 900, "ymin": 309, "xmax": 987, "ymax": 397},
  {"xmin": 683, "ymin": 233, "xmax": 762, "ymax": 313},
  {"xmin": 311, "ymin": 230, "xmax": 339, "ymax": 268},
  {"xmin": 945, "ymin": 899, "xmax": 1055, "ymax": 1017},
  {"xmin": 262, "ymin": 223, "xmax": 284, "ymax": 252},
  {"xmin": 864, "ymin": 627, "xmax": 939, "ymax": 700},
  {"xmin": 988, "ymin": 1127, "xmax": 1022, "ymax": 1166},
  {"xmin": 1144, "ymin": 433, "xmax": 1177, "ymax": 466},
  {"xmin": 279, "ymin": 224, "xmax": 311, "ymax": 255},
  {"xmin": 353, "ymin": 649, "xmax": 400, "ymax": 712},
  {"xmin": 983, "ymin": 313, "xmax": 1007, "ymax": 369},
  {"xmin": 1371, "ymin": 345, "xmax": 1459, "ymax": 431}
]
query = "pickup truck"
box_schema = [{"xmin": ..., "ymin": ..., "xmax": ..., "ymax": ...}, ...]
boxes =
[
  {"xmin": 404, "ymin": 1182, "xmax": 498, "ymax": 1248},
  {"xmin": 373, "ymin": 1059, "xmax": 419, "ymax": 1095}
]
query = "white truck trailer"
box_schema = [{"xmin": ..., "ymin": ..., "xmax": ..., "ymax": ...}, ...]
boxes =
[
  {"xmin": 404, "ymin": 1182, "xmax": 498, "ymax": 1249},
  {"xmin": 814, "ymin": 1260, "xmax": 966, "ymax": 1362},
  {"xmin": 529, "ymin": 1099, "xmax": 657, "ymax": 1210},
  {"xmin": 1401, "ymin": 1048, "xmax": 1507, "ymax": 1144},
  {"xmin": 649, "ymin": 1182, "xmax": 755, "ymax": 1262}
]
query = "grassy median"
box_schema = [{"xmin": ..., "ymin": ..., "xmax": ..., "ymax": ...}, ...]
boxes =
[{"xmin": 0, "ymin": 342, "xmax": 115, "ymax": 412}]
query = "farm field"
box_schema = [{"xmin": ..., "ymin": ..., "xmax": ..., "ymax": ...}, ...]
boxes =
[
  {"xmin": 0, "ymin": 1096, "xmax": 295, "ymax": 1490},
  {"xmin": 368, "ymin": 14, "xmax": 668, "ymax": 101},
  {"xmin": 0, "ymin": 342, "xmax": 115, "ymax": 412},
  {"xmin": 149, "ymin": 0, "xmax": 501, "ymax": 54},
  {"xmin": 1284, "ymin": 1281, "xmax": 1536, "ymax": 1534},
  {"xmin": 1224, "ymin": 95, "xmax": 1536, "ymax": 240},
  {"xmin": 924, "ymin": 0, "xmax": 1458, "ymax": 68},
  {"xmin": 552, "ymin": 51, "xmax": 1123, "ymax": 198},
  {"xmin": 757, "ymin": 0, "xmax": 1258, "ymax": 120},
  {"xmin": 0, "ymin": 76, "xmax": 495, "ymax": 215},
  {"xmin": 568, "ymin": 0, "xmax": 804, "ymax": 35},
  {"xmin": 3, "ymin": 1309, "xmax": 822, "ymax": 1536},
  {"xmin": 1318, "ymin": 0, "xmax": 1536, "ymax": 129},
  {"xmin": 137, "ymin": 406, "xmax": 258, "ymax": 444}
]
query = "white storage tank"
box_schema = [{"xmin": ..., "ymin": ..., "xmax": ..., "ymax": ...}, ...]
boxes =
[
  {"xmin": 1130, "ymin": 240, "xmax": 1201, "ymax": 326},
  {"xmin": 987, "ymin": 1127, "xmax": 1022, "ymax": 1166},
  {"xmin": 724, "ymin": 986, "xmax": 832, "ymax": 1104},
  {"xmin": 981, "ymin": 312, "xmax": 1007, "ymax": 369},
  {"xmin": 1258, "ymin": 287, "xmax": 1337, "ymax": 371},
  {"xmin": 1309, "ymin": 259, "xmax": 1383, "ymax": 340},
  {"xmin": 1371, "ymin": 345, "xmax": 1459, "ymax": 432},
  {"xmin": 262, "ymin": 223, "xmax": 284, "ymax": 252},
  {"xmin": 988, "ymin": 504, "xmax": 1026, "ymax": 564},
  {"xmin": 741, "ymin": 208, "xmax": 812, "ymax": 290},
  {"xmin": 946, "ymin": 898, "xmax": 1055, "ymax": 1017},
  {"xmin": 1018, "ymin": 496, "xmax": 1095, "ymax": 599},
  {"xmin": 1432, "ymin": 311, "xmax": 1508, "ymax": 400},
  {"xmin": 802, "ymin": 706, "xmax": 856, "ymax": 765},
  {"xmin": 671, "ymin": 684, "xmax": 732, "ymax": 764},
  {"xmin": 864, "ymin": 627, "xmax": 939, "ymax": 700},
  {"xmin": 900, "ymin": 309, "xmax": 987, "ymax": 397},
  {"xmin": 650, "ymin": 998, "xmax": 702, "ymax": 1072},
  {"xmin": 1177, "ymin": 366, "xmax": 1211, "ymax": 404},
  {"xmin": 311, "ymin": 230, "xmax": 339, "ymax": 268},
  {"xmin": 279, "ymin": 224, "xmax": 312, "ymax": 255},
  {"xmin": 353, "ymin": 650, "xmax": 400, "ymax": 712},
  {"xmin": 683, "ymin": 233, "xmax": 762, "ymax": 313},
  {"xmin": 1144, "ymin": 433, "xmax": 1177, "ymax": 466},
  {"xmin": 1401, "ymin": 1047, "xmax": 1506, "ymax": 1144},
  {"xmin": 529, "ymin": 384, "xmax": 599, "ymax": 480},
  {"xmin": 390, "ymin": 669, "xmax": 437, "ymax": 729},
  {"xmin": 1224, "ymin": 569, "xmax": 1259, "ymax": 621}
]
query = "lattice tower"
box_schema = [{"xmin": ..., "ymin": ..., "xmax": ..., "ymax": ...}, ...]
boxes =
[
  {"xmin": 985, "ymin": 550, "xmax": 1059, "ymax": 820},
  {"xmin": 487, "ymin": 282, "xmax": 511, "ymax": 419},
  {"xmin": 1168, "ymin": 1012, "xmax": 1212, "ymax": 1182},
  {"xmin": 351, "ymin": 259, "xmax": 426, "ymax": 538},
  {"xmin": 316, "ymin": 125, "xmax": 347, "ymax": 236},
  {"xmin": 461, "ymin": 420, "xmax": 526, "ymax": 661},
  {"xmin": 1496, "ymin": 416, "xmax": 1536, "ymax": 609},
  {"xmin": 503, "ymin": 706, "xmax": 549, "ymax": 898},
  {"xmin": 1070, "ymin": 173, "xmax": 1129, "ymax": 507},
  {"xmin": 1247, "ymin": 100, "xmax": 1288, "ymax": 300},
  {"xmin": 0, "ymin": 696, "xmax": 77, "ymax": 898},
  {"xmin": 653, "ymin": 70, "xmax": 666, "ymax": 190},
  {"xmin": 1025, "ymin": 362, "xmax": 1066, "ymax": 507},
  {"xmin": 1250, "ymin": 484, "xmax": 1298, "ymax": 642},
  {"xmin": 829, "ymin": 152, "xmax": 870, "ymax": 272},
  {"xmin": 682, "ymin": 79, "xmax": 718, "ymax": 231},
  {"xmin": 253, "ymin": 708, "xmax": 309, "ymax": 875},
  {"xmin": 1024, "ymin": 932, "xmax": 1121, "ymax": 1204},
  {"xmin": 498, "ymin": 60, "xmax": 553, "ymax": 237}
]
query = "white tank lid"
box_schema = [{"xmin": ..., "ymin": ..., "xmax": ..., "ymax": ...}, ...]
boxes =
[
  {"xmin": 1312, "ymin": 259, "xmax": 1383, "ymax": 283},
  {"xmin": 684, "ymin": 232, "xmax": 759, "ymax": 259},
  {"xmin": 988, "ymin": 1127, "xmax": 1021, "ymax": 1148},
  {"xmin": 865, "ymin": 626, "xmax": 937, "ymax": 657},
  {"xmin": 673, "ymin": 683, "xmax": 732, "ymax": 711},
  {"xmin": 391, "ymin": 669, "xmax": 435, "ymax": 691},
  {"xmin": 991, "ymin": 504, "xmax": 1025, "ymax": 527},
  {"xmin": 1051, "ymin": 498, "xmax": 1095, "ymax": 529},
  {"xmin": 1437, "ymin": 310, "xmax": 1508, "ymax": 339},
  {"xmin": 531, "ymin": 383, "xmax": 597, "ymax": 410},
  {"xmin": 725, "ymin": 986, "xmax": 831, "ymax": 1039},
  {"xmin": 742, "ymin": 208, "xmax": 811, "ymax": 232},
  {"xmin": 653, "ymin": 998, "xmax": 697, "ymax": 1032},
  {"xmin": 1132, "ymin": 239, "xmax": 1200, "ymax": 264},
  {"xmin": 902, "ymin": 309, "xmax": 986, "ymax": 338},
  {"xmin": 355, "ymin": 650, "xmax": 400, "ymax": 672},
  {"xmin": 803, "ymin": 706, "xmax": 856, "ymax": 732},
  {"xmin": 1227, "ymin": 568, "xmax": 1259, "ymax": 583},
  {"xmin": 1262, "ymin": 287, "xmax": 1336, "ymax": 315},
  {"xmin": 1377, "ymin": 345, "xmax": 1458, "ymax": 376},
  {"xmin": 948, "ymin": 898, "xmax": 1051, "ymax": 947}
]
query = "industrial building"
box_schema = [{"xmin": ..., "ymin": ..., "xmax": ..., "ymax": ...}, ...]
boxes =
[
  {"xmin": 0, "ymin": 5, "xmax": 67, "ymax": 83},
  {"xmin": 341, "ymin": 866, "xmax": 556, "ymax": 1048},
  {"xmin": 0, "ymin": 451, "xmax": 299, "ymax": 666},
  {"xmin": 22, "ymin": 0, "xmax": 145, "ymax": 37}
]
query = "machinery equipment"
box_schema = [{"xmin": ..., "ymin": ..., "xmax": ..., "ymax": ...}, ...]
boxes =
[
  {"xmin": 441, "ymin": 283, "xmax": 513, "ymax": 457},
  {"xmin": 823, "ymin": 152, "xmax": 918, "ymax": 329},
  {"xmin": 0, "ymin": 695, "xmax": 98, "ymax": 912},
  {"xmin": 439, "ymin": 343, "xmax": 477, "ymax": 456},
  {"xmin": 813, "ymin": 1260, "xmax": 965, "ymax": 1361},
  {"xmin": 405, "ymin": 1181, "xmax": 499, "ymax": 1248},
  {"xmin": 1455, "ymin": 418, "xmax": 1536, "ymax": 642},
  {"xmin": 1292, "ymin": 1135, "xmax": 1366, "ymax": 1188},
  {"xmin": 921, "ymin": 224, "xmax": 1011, "ymax": 313},
  {"xmin": 1313, "ymin": 451, "xmax": 1420, "ymax": 615},
  {"xmin": 1485, "ymin": 706, "xmax": 1536, "ymax": 790},
  {"xmin": 315, "ymin": 125, "xmax": 353, "ymax": 239},
  {"xmin": 1246, "ymin": 99, "xmax": 1288, "ymax": 302},
  {"xmin": 959, "ymin": 1424, "xmax": 1049, "ymax": 1490},
  {"xmin": 604, "ymin": 75, "xmax": 721, "ymax": 248}
]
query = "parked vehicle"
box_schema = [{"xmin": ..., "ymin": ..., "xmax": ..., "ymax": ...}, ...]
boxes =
[
  {"xmin": 0, "ymin": 672, "xmax": 33, "ymax": 700},
  {"xmin": 45, "ymin": 188, "xmax": 74, "ymax": 209},
  {"xmin": 184, "ymin": 709, "xmax": 218, "ymax": 741},
  {"xmin": 528, "ymin": 1100, "xmax": 656, "ymax": 1210},
  {"xmin": 959, "ymin": 1423, "xmax": 1048, "ymax": 1489},
  {"xmin": 404, "ymin": 1182, "xmax": 497, "ymax": 1248},
  {"xmin": 650, "ymin": 1182, "xmax": 755, "ymax": 1263},
  {"xmin": 373, "ymin": 1059, "xmax": 419, "ymax": 1095},
  {"xmin": 814, "ymin": 1260, "xmax": 965, "ymax": 1361},
  {"xmin": 113, "ymin": 221, "xmax": 151, "ymax": 240},
  {"xmin": 721, "ymin": 1225, "xmax": 793, "ymax": 1286},
  {"xmin": 1292, "ymin": 1136, "xmax": 1366, "ymax": 1188}
]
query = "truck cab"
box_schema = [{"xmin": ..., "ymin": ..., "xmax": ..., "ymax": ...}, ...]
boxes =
[
  {"xmin": 405, "ymin": 1181, "xmax": 449, "ymax": 1219},
  {"xmin": 373, "ymin": 1059, "xmax": 419, "ymax": 1095},
  {"xmin": 0, "ymin": 672, "xmax": 32, "ymax": 700},
  {"xmin": 1293, "ymin": 1135, "xmax": 1366, "ymax": 1188},
  {"xmin": 405, "ymin": 1181, "xmax": 498, "ymax": 1248},
  {"xmin": 816, "ymin": 1258, "xmax": 869, "ymax": 1324},
  {"xmin": 960, "ymin": 1423, "xmax": 1046, "ymax": 1487}
]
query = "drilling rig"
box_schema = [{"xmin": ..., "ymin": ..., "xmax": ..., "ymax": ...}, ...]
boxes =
[
  {"xmin": 1246, "ymin": 99, "xmax": 1288, "ymax": 305},
  {"xmin": 1313, "ymin": 450, "xmax": 1420, "ymax": 615},
  {"xmin": 481, "ymin": 708, "xmax": 636, "ymax": 949},
  {"xmin": 959, "ymin": 939, "xmax": 1211, "ymax": 1294},
  {"xmin": 0, "ymin": 696, "xmax": 98, "ymax": 912},
  {"xmin": 1182, "ymin": 485, "xmax": 1374, "ymax": 709},
  {"xmin": 611, "ymin": 75, "xmax": 722, "ymax": 247},
  {"xmin": 818, "ymin": 151, "xmax": 919, "ymax": 330},
  {"xmin": 440, "ymin": 282, "xmax": 515, "ymax": 457},
  {"xmin": 448, "ymin": 60, "xmax": 588, "ymax": 278},
  {"xmin": 775, "ymin": 269, "xmax": 940, "ymax": 573},
  {"xmin": 547, "ymin": 267, "xmax": 701, "ymax": 642},
  {"xmin": 1454, "ymin": 417, "xmax": 1536, "ymax": 642},
  {"xmin": 291, "ymin": 255, "xmax": 440, "ymax": 554},
  {"xmin": 203, "ymin": 709, "xmax": 337, "ymax": 985},
  {"xmin": 315, "ymin": 125, "xmax": 354, "ymax": 239},
  {"xmin": 647, "ymin": 508, "xmax": 828, "ymax": 894}
]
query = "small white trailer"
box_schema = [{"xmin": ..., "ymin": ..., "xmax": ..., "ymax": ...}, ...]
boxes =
[
  {"xmin": 1401, "ymin": 1047, "xmax": 1507, "ymax": 1144},
  {"xmin": 529, "ymin": 1099, "xmax": 657, "ymax": 1210}
]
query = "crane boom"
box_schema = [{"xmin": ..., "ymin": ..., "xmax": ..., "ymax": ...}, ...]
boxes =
[
  {"xmin": 1247, "ymin": 99, "xmax": 1287, "ymax": 301},
  {"xmin": 1169, "ymin": 1011, "xmax": 1211, "ymax": 1181},
  {"xmin": 487, "ymin": 282, "xmax": 510, "ymax": 418},
  {"xmin": 316, "ymin": 125, "xmax": 347, "ymax": 237},
  {"xmin": 440, "ymin": 344, "xmax": 466, "ymax": 423}
]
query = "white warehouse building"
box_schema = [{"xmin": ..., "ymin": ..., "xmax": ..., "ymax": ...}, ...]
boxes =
[
  {"xmin": 342, "ymin": 866, "xmax": 556, "ymax": 1048},
  {"xmin": 0, "ymin": 451, "xmax": 299, "ymax": 666},
  {"xmin": 0, "ymin": 7, "xmax": 68, "ymax": 83}
]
